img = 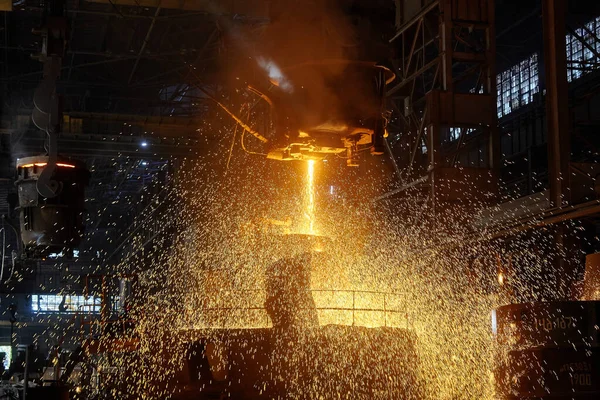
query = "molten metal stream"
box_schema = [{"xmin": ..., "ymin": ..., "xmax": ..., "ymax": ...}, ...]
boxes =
[{"xmin": 305, "ymin": 160, "xmax": 317, "ymax": 235}]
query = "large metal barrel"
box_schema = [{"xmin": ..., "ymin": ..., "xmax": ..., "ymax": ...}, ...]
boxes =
[
  {"xmin": 15, "ymin": 155, "xmax": 89, "ymax": 257},
  {"xmin": 495, "ymin": 301, "xmax": 600, "ymax": 399},
  {"xmin": 496, "ymin": 348, "xmax": 600, "ymax": 398},
  {"xmin": 495, "ymin": 301, "xmax": 600, "ymax": 349},
  {"xmin": 175, "ymin": 326, "xmax": 423, "ymax": 400},
  {"xmin": 27, "ymin": 386, "xmax": 69, "ymax": 400},
  {"xmin": 264, "ymin": 234, "xmax": 322, "ymax": 330}
]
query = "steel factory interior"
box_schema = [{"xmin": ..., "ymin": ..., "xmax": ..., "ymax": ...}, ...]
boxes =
[{"xmin": 2, "ymin": 0, "xmax": 600, "ymax": 399}]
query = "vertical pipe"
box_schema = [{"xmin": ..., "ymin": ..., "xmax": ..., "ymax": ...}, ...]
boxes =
[
  {"xmin": 487, "ymin": 0, "xmax": 501, "ymax": 176},
  {"xmin": 384, "ymin": 136, "xmax": 402, "ymax": 182},
  {"xmin": 23, "ymin": 345, "xmax": 29, "ymax": 400},
  {"xmin": 127, "ymin": 5, "xmax": 162, "ymax": 85},
  {"xmin": 9, "ymin": 322, "xmax": 13, "ymax": 366},
  {"xmin": 429, "ymin": 123, "xmax": 440, "ymax": 214},
  {"xmin": 55, "ymin": 349, "xmax": 61, "ymax": 382},
  {"xmin": 3, "ymin": 11, "xmax": 8, "ymax": 81},
  {"xmin": 101, "ymin": 276, "xmax": 109, "ymax": 321},
  {"xmin": 441, "ymin": 0, "xmax": 453, "ymax": 92}
]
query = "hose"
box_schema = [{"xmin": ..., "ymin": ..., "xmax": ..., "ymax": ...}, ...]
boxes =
[
  {"xmin": 0, "ymin": 226, "xmax": 5, "ymax": 284},
  {"xmin": 240, "ymin": 105, "xmax": 267, "ymax": 156}
]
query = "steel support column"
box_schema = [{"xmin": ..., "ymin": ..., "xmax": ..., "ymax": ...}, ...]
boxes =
[
  {"xmin": 543, "ymin": 0, "xmax": 572, "ymax": 300},
  {"xmin": 128, "ymin": 4, "xmax": 162, "ymax": 85},
  {"xmin": 384, "ymin": 0, "xmax": 498, "ymax": 209},
  {"xmin": 542, "ymin": 0, "xmax": 570, "ymax": 207}
]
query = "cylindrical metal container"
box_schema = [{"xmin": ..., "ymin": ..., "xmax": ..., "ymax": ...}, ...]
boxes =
[
  {"xmin": 26, "ymin": 386, "xmax": 69, "ymax": 400},
  {"xmin": 495, "ymin": 301, "xmax": 600, "ymax": 350},
  {"xmin": 496, "ymin": 348, "xmax": 600, "ymax": 398},
  {"xmin": 264, "ymin": 233, "xmax": 325, "ymax": 329},
  {"xmin": 495, "ymin": 301, "xmax": 600, "ymax": 399},
  {"xmin": 15, "ymin": 155, "xmax": 89, "ymax": 257}
]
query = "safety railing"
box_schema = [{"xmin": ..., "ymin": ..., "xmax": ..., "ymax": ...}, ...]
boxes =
[
  {"xmin": 78, "ymin": 306, "xmax": 135, "ymax": 340},
  {"xmin": 185, "ymin": 289, "xmax": 412, "ymax": 330},
  {"xmin": 79, "ymin": 274, "xmax": 138, "ymax": 340}
]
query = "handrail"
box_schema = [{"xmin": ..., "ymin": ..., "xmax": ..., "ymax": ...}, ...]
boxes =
[{"xmin": 186, "ymin": 288, "xmax": 412, "ymax": 330}]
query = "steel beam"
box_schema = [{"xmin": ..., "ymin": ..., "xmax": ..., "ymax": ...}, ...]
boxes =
[
  {"xmin": 373, "ymin": 175, "xmax": 429, "ymax": 201},
  {"xmin": 542, "ymin": 0, "xmax": 570, "ymax": 207},
  {"xmin": 128, "ymin": 5, "xmax": 162, "ymax": 85},
  {"xmin": 567, "ymin": 25, "xmax": 600, "ymax": 61},
  {"xmin": 84, "ymin": 0, "xmax": 269, "ymax": 18},
  {"xmin": 388, "ymin": 58, "xmax": 439, "ymax": 96},
  {"xmin": 13, "ymin": 134, "xmax": 202, "ymax": 159},
  {"xmin": 542, "ymin": 0, "xmax": 572, "ymax": 300},
  {"xmin": 389, "ymin": 1, "xmax": 440, "ymax": 42},
  {"xmin": 387, "ymin": 0, "xmax": 496, "ymax": 195}
]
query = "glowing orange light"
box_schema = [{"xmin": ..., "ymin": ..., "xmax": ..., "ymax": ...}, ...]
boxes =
[
  {"xmin": 305, "ymin": 159, "xmax": 317, "ymax": 235},
  {"xmin": 20, "ymin": 162, "xmax": 76, "ymax": 169}
]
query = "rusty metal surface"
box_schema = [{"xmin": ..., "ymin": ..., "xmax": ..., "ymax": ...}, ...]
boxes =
[{"xmin": 542, "ymin": 0, "xmax": 571, "ymax": 208}]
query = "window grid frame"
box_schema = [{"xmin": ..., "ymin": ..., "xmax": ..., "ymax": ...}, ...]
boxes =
[
  {"xmin": 496, "ymin": 53, "xmax": 540, "ymax": 118},
  {"xmin": 566, "ymin": 16, "xmax": 600, "ymax": 82},
  {"xmin": 31, "ymin": 294, "xmax": 102, "ymax": 314}
]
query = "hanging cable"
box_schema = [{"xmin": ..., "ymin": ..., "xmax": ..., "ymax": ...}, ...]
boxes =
[
  {"xmin": 5, "ymin": 252, "xmax": 15, "ymax": 283},
  {"xmin": 0, "ymin": 225, "xmax": 5, "ymax": 284},
  {"xmin": 225, "ymin": 123, "xmax": 239, "ymax": 172},
  {"xmin": 3, "ymin": 216, "xmax": 16, "ymax": 284},
  {"xmin": 240, "ymin": 104, "xmax": 267, "ymax": 156},
  {"xmin": 240, "ymin": 130, "xmax": 267, "ymax": 156},
  {"xmin": 0, "ymin": 216, "xmax": 21, "ymax": 256}
]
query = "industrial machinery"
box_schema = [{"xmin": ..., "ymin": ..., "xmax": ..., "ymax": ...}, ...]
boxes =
[
  {"xmin": 15, "ymin": 156, "xmax": 89, "ymax": 258},
  {"xmin": 264, "ymin": 60, "xmax": 395, "ymax": 166},
  {"xmin": 166, "ymin": 232, "xmax": 424, "ymax": 400},
  {"xmin": 13, "ymin": 0, "xmax": 90, "ymax": 258},
  {"xmin": 208, "ymin": 59, "xmax": 395, "ymax": 167},
  {"xmin": 494, "ymin": 301, "xmax": 600, "ymax": 399}
]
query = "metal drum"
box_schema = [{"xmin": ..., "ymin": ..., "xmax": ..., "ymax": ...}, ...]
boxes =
[
  {"xmin": 495, "ymin": 301, "xmax": 600, "ymax": 350},
  {"xmin": 497, "ymin": 348, "xmax": 600, "ymax": 398},
  {"xmin": 15, "ymin": 155, "xmax": 89, "ymax": 257},
  {"xmin": 495, "ymin": 301, "xmax": 600, "ymax": 399}
]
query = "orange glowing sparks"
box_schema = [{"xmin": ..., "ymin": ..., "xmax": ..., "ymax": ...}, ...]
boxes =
[{"xmin": 89, "ymin": 156, "xmax": 510, "ymax": 399}]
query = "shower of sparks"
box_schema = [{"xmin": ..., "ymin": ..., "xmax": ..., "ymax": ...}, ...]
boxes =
[{"xmin": 20, "ymin": 135, "xmax": 587, "ymax": 400}]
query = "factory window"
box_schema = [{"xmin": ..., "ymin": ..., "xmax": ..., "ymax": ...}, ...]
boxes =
[
  {"xmin": 47, "ymin": 250, "xmax": 79, "ymax": 259},
  {"xmin": 449, "ymin": 127, "xmax": 475, "ymax": 142},
  {"xmin": 496, "ymin": 53, "xmax": 540, "ymax": 118},
  {"xmin": 449, "ymin": 127, "xmax": 460, "ymax": 141},
  {"xmin": 31, "ymin": 294, "xmax": 101, "ymax": 313},
  {"xmin": 0, "ymin": 345, "xmax": 10, "ymax": 369},
  {"xmin": 566, "ymin": 16, "xmax": 600, "ymax": 82}
]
